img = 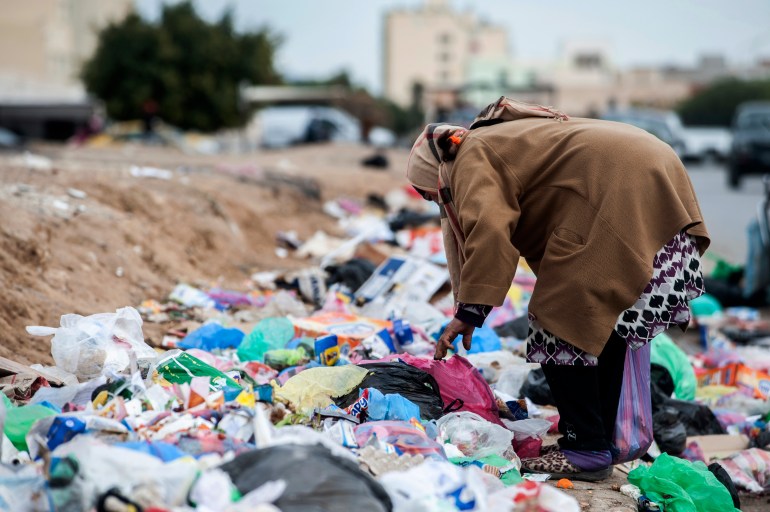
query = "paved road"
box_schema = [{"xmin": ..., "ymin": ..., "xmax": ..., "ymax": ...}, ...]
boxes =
[{"xmin": 685, "ymin": 160, "xmax": 766, "ymax": 265}]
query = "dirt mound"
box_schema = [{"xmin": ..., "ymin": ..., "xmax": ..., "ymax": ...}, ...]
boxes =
[{"xmin": 0, "ymin": 143, "xmax": 407, "ymax": 364}]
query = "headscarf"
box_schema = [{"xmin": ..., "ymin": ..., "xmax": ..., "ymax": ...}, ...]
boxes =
[{"xmin": 405, "ymin": 97, "xmax": 569, "ymax": 303}]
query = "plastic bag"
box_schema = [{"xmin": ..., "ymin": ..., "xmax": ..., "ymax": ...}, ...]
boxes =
[
  {"xmin": 177, "ymin": 323, "xmax": 244, "ymax": 351},
  {"xmin": 651, "ymin": 334, "xmax": 697, "ymax": 400},
  {"xmin": 519, "ymin": 368, "xmax": 555, "ymax": 406},
  {"xmin": 335, "ymin": 362, "xmax": 445, "ymax": 420},
  {"xmin": 505, "ymin": 418, "xmax": 550, "ymax": 458},
  {"xmin": 26, "ymin": 307, "xmax": 156, "ymax": 381},
  {"xmin": 379, "ymin": 459, "xmax": 498, "ymax": 512},
  {"xmin": 495, "ymin": 365, "xmax": 533, "ymax": 398},
  {"xmin": 488, "ymin": 480, "xmax": 580, "ymax": 512},
  {"xmin": 0, "ymin": 463, "xmax": 51, "ymax": 512},
  {"xmin": 398, "ymin": 355, "xmax": 503, "ymax": 425},
  {"xmin": 263, "ymin": 347, "xmax": 309, "ymax": 371},
  {"xmin": 440, "ymin": 323, "xmax": 502, "ymax": 354},
  {"xmin": 366, "ymin": 388, "xmax": 421, "ymax": 422},
  {"xmin": 354, "ymin": 420, "xmax": 447, "ymax": 460},
  {"xmin": 628, "ymin": 453, "xmax": 739, "ymax": 512},
  {"xmin": 465, "ymin": 351, "xmax": 522, "ymax": 383},
  {"xmin": 220, "ymin": 444, "xmax": 392, "ymax": 512},
  {"xmin": 155, "ymin": 351, "xmax": 241, "ymax": 391},
  {"xmin": 276, "ymin": 365, "xmax": 368, "ymax": 413},
  {"xmin": 237, "ymin": 317, "xmax": 295, "ymax": 363},
  {"xmin": 504, "ymin": 418, "xmax": 551, "ymax": 440},
  {"xmin": 717, "ymin": 448, "xmax": 770, "ymax": 493},
  {"xmin": 49, "ymin": 436, "xmax": 198, "ymax": 511},
  {"xmin": 437, "ymin": 412, "xmax": 513, "ymax": 459},
  {"xmin": 613, "ymin": 342, "xmax": 653, "ymax": 464},
  {"xmin": 3, "ymin": 394, "xmax": 57, "ymax": 452},
  {"xmin": 652, "ymin": 407, "xmax": 687, "ymax": 455}
]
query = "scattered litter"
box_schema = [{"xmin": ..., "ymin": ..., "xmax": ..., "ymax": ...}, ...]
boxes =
[{"xmin": 129, "ymin": 165, "xmax": 174, "ymax": 179}]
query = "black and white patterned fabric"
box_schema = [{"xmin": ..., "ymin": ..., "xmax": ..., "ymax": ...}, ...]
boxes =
[{"xmin": 526, "ymin": 231, "xmax": 704, "ymax": 366}]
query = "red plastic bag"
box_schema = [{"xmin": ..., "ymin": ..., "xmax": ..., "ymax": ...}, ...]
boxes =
[{"xmin": 397, "ymin": 354, "xmax": 503, "ymax": 426}]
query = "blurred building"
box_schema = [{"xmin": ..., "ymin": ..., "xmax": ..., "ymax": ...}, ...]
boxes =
[
  {"xmin": 383, "ymin": 0, "xmax": 509, "ymax": 112},
  {"xmin": 0, "ymin": 0, "xmax": 132, "ymax": 139},
  {"xmin": 384, "ymin": 1, "xmax": 770, "ymax": 123}
]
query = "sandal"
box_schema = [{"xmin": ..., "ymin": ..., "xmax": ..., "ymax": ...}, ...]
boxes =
[{"xmin": 520, "ymin": 449, "xmax": 613, "ymax": 482}]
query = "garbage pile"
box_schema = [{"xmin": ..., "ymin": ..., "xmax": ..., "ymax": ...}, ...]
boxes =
[{"xmin": 0, "ymin": 186, "xmax": 768, "ymax": 511}]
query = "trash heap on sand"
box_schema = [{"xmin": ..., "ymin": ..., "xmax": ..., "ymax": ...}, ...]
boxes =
[{"xmin": 1, "ymin": 186, "xmax": 769, "ymax": 511}]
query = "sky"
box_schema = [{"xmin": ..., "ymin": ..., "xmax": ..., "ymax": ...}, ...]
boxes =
[{"xmin": 134, "ymin": 0, "xmax": 770, "ymax": 94}]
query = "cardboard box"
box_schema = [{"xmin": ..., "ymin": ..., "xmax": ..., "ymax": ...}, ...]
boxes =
[
  {"xmin": 686, "ymin": 434, "xmax": 749, "ymax": 461},
  {"xmin": 697, "ymin": 363, "xmax": 770, "ymax": 399}
]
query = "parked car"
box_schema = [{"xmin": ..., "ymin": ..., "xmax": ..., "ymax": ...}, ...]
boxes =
[
  {"xmin": 679, "ymin": 126, "xmax": 732, "ymax": 162},
  {"xmin": 728, "ymin": 101, "xmax": 770, "ymax": 188},
  {"xmin": 252, "ymin": 105, "xmax": 361, "ymax": 148},
  {"xmin": 601, "ymin": 108, "xmax": 687, "ymax": 158}
]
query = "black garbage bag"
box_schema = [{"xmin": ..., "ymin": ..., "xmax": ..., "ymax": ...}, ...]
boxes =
[
  {"xmin": 652, "ymin": 406, "xmax": 687, "ymax": 455},
  {"xmin": 650, "ymin": 363, "xmax": 675, "ymax": 404},
  {"xmin": 325, "ymin": 258, "xmax": 376, "ymax": 292},
  {"xmin": 708, "ymin": 462, "xmax": 741, "ymax": 509},
  {"xmin": 388, "ymin": 209, "xmax": 440, "ymax": 232},
  {"xmin": 220, "ymin": 444, "xmax": 392, "ymax": 512},
  {"xmin": 334, "ymin": 361, "xmax": 446, "ymax": 420},
  {"xmin": 666, "ymin": 398, "xmax": 725, "ymax": 436},
  {"xmin": 651, "ymin": 363, "xmax": 725, "ymax": 437},
  {"xmin": 493, "ymin": 315, "xmax": 529, "ymax": 339},
  {"xmin": 519, "ymin": 367, "xmax": 555, "ymax": 406},
  {"xmin": 361, "ymin": 153, "xmax": 389, "ymax": 169}
]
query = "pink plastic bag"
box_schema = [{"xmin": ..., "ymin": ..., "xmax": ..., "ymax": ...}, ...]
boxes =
[
  {"xmin": 397, "ymin": 354, "xmax": 503, "ymax": 426},
  {"xmin": 613, "ymin": 343, "xmax": 654, "ymax": 464}
]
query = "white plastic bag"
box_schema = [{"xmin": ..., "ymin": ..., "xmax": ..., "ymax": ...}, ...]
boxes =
[
  {"xmin": 27, "ymin": 307, "xmax": 156, "ymax": 381},
  {"xmin": 466, "ymin": 351, "xmax": 523, "ymax": 384},
  {"xmin": 503, "ymin": 419, "xmax": 551, "ymax": 440},
  {"xmin": 495, "ymin": 365, "xmax": 534, "ymax": 396},
  {"xmin": 487, "ymin": 480, "xmax": 580, "ymax": 512},
  {"xmin": 437, "ymin": 411, "xmax": 514, "ymax": 459},
  {"xmin": 379, "ymin": 459, "xmax": 500, "ymax": 512}
]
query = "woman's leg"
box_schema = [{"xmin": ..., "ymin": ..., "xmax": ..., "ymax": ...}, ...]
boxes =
[
  {"xmin": 540, "ymin": 359, "xmax": 611, "ymax": 451},
  {"xmin": 597, "ymin": 331, "xmax": 627, "ymax": 445},
  {"xmin": 528, "ymin": 331, "xmax": 627, "ymax": 477}
]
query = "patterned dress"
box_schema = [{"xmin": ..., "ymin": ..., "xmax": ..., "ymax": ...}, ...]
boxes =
[{"xmin": 526, "ymin": 231, "xmax": 704, "ymax": 366}]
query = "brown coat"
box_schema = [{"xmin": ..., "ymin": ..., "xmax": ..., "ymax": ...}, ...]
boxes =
[{"xmin": 451, "ymin": 117, "xmax": 710, "ymax": 356}]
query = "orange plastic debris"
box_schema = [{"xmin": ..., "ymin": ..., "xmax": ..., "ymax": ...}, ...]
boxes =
[{"xmin": 556, "ymin": 478, "xmax": 574, "ymax": 489}]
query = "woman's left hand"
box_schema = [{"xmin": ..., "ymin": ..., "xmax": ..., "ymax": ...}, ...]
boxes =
[{"xmin": 435, "ymin": 317, "xmax": 475, "ymax": 360}]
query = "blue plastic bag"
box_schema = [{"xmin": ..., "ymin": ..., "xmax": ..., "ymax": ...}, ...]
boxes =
[
  {"xmin": 440, "ymin": 323, "xmax": 502, "ymax": 354},
  {"xmin": 366, "ymin": 388, "xmax": 421, "ymax": 421},
  {"xmin": 178, "ymin": 323, "xmax": 244, "ymax": 351}
]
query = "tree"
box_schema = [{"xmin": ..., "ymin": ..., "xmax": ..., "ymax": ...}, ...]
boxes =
[
  {"xmin": 81, "ymin": 2, "xmax": 281, "ymax": 132},
  {"xmin": 677, "ymin": 78, "xmax": 770, "ymax": 127}
]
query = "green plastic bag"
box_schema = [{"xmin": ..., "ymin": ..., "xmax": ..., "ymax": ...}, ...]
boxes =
[
  {"xmin": 628, "ymin": 453, "xmax": 739, "ymax": 512},
  {"xmin": 263, "ymin": 347, "xmax": 309, "ymax": 370},
  {"xmin": 3, "ymin": 394, "xmax": 57, "ymax": 452},
  {"xmin": 651, "ymin": 334, "xmax": 697, "ymax": 400},
  {"xmin": 689, "ymin": 294, "xmax": 723, "ymax": 318},
  {"xmin": 237, "ymin": 317, "xmax": 295, "ymax": 362},
  {"xmin": 156, "ymin": 352, "xmax": 241, "ymax": 390}
]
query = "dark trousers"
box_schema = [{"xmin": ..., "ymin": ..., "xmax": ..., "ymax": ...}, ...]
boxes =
[{"xmin": 540, "ymin": 331, "xmax": 627, "ymax": 451}]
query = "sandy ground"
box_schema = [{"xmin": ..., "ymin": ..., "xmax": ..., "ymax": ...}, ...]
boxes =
[
  {"xmin": 1, "ymin": 141, "xmax": 767, "ymax": 510},
  {"xmin": 0, "ymin": 142, "xmax": 407, "ymax": 364}
]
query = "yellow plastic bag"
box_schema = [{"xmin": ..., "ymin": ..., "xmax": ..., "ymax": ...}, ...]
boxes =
[{"xmin": 275, "ymin": 365, "xmax": 368, "ymax": 413}]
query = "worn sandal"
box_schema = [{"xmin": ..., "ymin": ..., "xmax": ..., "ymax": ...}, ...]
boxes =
[{"xmin": 520, "ymin": 449, "xmax": 613, "ymax": 482}]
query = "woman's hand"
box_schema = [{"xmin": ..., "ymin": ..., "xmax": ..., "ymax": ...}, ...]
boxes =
[{"xmin": 435, "ymin": 317, "xmax": 475, "ymax": 360}]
